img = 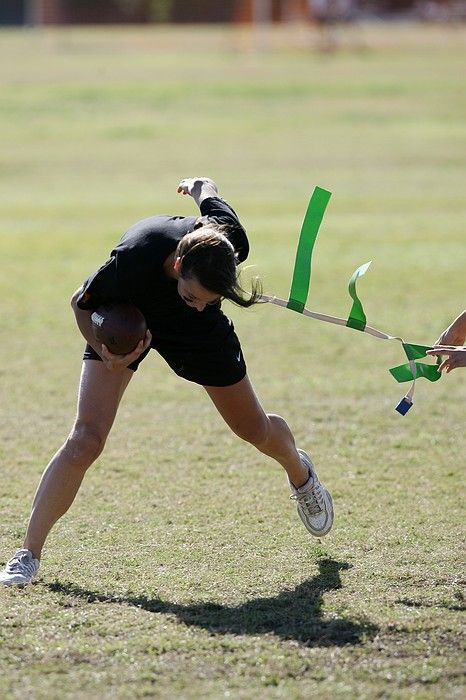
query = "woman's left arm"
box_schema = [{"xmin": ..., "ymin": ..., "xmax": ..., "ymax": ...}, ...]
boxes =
[
  {"xmin": 177, "ymin": 177, "xmax": 219, "ymax": 206},
  {"xmin": 177, "ymin": 176, "xmax": 249, "ymax": 263}
]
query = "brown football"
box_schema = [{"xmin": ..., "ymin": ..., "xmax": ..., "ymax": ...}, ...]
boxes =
[{"xmin": 91, "ymin": 302, "xmax": 148, "ymax": 355}]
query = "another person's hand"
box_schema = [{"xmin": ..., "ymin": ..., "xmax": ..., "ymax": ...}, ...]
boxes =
[
  {"xmin": 426, "ymin": 345, "xmax": 466, "ymax": 373},
  {"xmin": 101, "ymin": 329, "xmax": 152, "ymax": 371},
  {"xmin": 435, "ymin": 328, "xmax": 465, "ymax": 346},
  {"xmin": 434, "ymin": 309, "xmax": 466, "ymax": 346}
]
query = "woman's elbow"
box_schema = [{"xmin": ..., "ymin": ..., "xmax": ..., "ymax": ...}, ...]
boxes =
[{"xmin": 70, "ymin": 288, "xmax": 82, "ymax": 310}]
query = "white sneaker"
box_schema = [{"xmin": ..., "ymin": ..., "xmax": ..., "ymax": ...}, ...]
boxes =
[
  {"xmin": 289, "ymin": 449, "xmax": 334, "ymax": 537},
  {"xmin": 0, "ymin": 548, "xmax": 40, "ymax": 586}
]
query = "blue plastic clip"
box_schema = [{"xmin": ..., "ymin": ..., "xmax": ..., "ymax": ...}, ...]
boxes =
[{"xmin": 395, "ymin": 396, "xmax": 413, "ymax": 416}]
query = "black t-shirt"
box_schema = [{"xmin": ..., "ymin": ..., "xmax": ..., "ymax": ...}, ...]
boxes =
[{"xmin": 76, "ymin": 197, "xmax": 249, "ymax": 349}]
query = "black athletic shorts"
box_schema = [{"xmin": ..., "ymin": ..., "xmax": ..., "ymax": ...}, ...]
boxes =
[{"xmin": 83, "ymin": 325, "xmax": 247, "ymax": 387}]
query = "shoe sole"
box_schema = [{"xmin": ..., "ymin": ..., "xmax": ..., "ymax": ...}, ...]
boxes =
[
  {"xmin": 0, "ymin": 571, "xmax": 38, "ymax": 587},
  {"xmin": 0, "ymin": 578, "xmax": 36, "ymax": 586}
]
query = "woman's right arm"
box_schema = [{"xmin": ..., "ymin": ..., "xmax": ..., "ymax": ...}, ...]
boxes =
[{"xmin": 71, "ymin": 288, "xmax": 102, "ymax": 354}]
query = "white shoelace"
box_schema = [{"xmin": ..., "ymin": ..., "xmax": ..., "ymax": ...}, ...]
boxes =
[
  {"xmin": 7, "ymin": 554, "xmax": 36, "ymax": 577},
  {"xmin": 290, "ymin": 483, "xmax": 324, "ymax": 516}
]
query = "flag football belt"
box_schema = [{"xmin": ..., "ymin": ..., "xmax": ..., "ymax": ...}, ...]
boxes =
[{"xmin": 259, "ymin": 186, "xmax": 442, "ymax": 416}]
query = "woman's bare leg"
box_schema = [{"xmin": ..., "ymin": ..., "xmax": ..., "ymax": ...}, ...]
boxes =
[
  {"xmin": 204, "ymin": 375, "xmax": 334, "ymax": 538},
  {"xmin": 23, "ymin": 360, "xmax": 134, "ymax": 559},
  {"xmin": 204, "ymin": 375, "xmax": 309, "ymax": 487}
]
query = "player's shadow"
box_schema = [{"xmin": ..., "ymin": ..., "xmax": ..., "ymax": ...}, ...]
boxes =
[{"xmin": 47, "ymin": 558, "xmax": 377, "ymax": 647}]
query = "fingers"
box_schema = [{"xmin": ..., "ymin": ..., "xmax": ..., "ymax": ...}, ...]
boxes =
[
  {"xmin": 426, "ymin": 346, "xmax": 452, "ymax": 373},
  {"xmin": 124, "ymin": 329, "xmax": 152, "ymax": 361},
  {"xmin": 426, "ymin": 346, "xmax": 452, "ymax": 356},
  {"xmin": 101, "ymin": 344, "xmax": 115, "ymax": 362},
  {"xmin": 101, "ymin": 330, "xmax": 152, "ymax": 371},
  {"xmin": 139, "ymin": 329, "xmax": 152, "ymax": 353},
  {"xmin": 438, "ymin": 358, "xmax": 450, "ymax": 373},
  {"xmin": 101, "ymin": 344, "xmax": 120, "ymax": 371},
  {"xmin": 177, "ymin": 177, "xmax": 216, "ymax": 196},
  {"xmin": 440, "ymin": 356, "xmax": 457, "ymax": 373},
  {"xmin": 145, "ymin": 328, "xmax": 152, "ymax": 347},
  {"xmin": 177, "ymin": 178, "xmax": 193, "ymax": 195},
  {"xmin": 426, "ymin": 347, "xmax": 466, "ymax": 373}
]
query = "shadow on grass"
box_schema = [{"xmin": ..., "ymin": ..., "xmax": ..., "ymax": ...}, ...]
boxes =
[
  {"xmin": 396, "ymin": 598, "xmax": 465, "ymax": 612},
  {"xmin": 47, "ymin": 558, "xmax": 378, "ymax": 647}
]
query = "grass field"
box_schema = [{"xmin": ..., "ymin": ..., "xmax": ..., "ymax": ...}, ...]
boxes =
[{"xmin": 0, "ymin": 22, "xmax": 465, "ymax": 700}]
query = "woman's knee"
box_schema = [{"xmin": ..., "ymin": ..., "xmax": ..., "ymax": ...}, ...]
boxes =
[
  {"xmin": 228, "ymin": 411, "xmax": 265, "ymax": 446},
  {"xmin": 63, "ymin": 421, "xmax": 107, "ymax": 468},
  {"xmin": 238, "ymin": 413, "xmax": 292, "ymax": 447}
]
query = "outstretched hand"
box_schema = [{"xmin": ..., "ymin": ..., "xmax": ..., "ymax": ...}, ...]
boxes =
[
  {"xmin": 426, "ymin": 345, "xmax": 466, "ymax": 373},
  {"xmin": 433, "ymin": 309, "xmax": 466, "ymax": 347},
  {"xmin": 101, "ymin": 329, "xmax": 152, "ymax": 371},
  {"xmin": 177, "ymin": 177, "xmax": 218, "ymax": 204}
]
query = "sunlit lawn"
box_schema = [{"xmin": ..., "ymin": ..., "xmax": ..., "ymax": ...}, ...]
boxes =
[{"xmin": 0, "ymin": 22, "xmax": 464, "ymax": 700}]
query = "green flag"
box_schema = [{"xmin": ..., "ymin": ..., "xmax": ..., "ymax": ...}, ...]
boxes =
[
  {"xmin": 389, "ymin": 362, "xmax": 441, "ymax": 383},
  {"xmin": 287, "ymin": 186, "xmax": 332, "ymax": 313},
  {"xmin": 346, "ymin": 261, "xmax": 372, "ymax": 331}
]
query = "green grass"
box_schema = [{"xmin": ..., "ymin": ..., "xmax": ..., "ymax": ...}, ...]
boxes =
[{"xmin": 0, "ymin": 23, "xmax": 465, "ymax": 700}]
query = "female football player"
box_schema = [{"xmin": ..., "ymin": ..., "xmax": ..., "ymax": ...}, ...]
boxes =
[{"xmin": 0, "ymin": 177, "xmax": 333, "ymax": 586}]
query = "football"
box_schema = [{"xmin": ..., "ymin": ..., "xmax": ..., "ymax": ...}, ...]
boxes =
[{"xmin": 91, "ymin": 302, "xmax": 148, "ymax": 355}]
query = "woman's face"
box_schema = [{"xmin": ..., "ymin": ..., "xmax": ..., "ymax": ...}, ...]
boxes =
[{"xmin": 177, "ymin": 274, "xmax": 221, "ymax": 312}]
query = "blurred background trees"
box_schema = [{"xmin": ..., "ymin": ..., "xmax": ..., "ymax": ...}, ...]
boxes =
[{"xmin": 0, "ymin": 0, "xmax": 463, "ymax": 26}]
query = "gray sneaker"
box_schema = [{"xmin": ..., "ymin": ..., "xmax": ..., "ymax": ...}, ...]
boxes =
[
  {"xmin": 0, "ymin": 548, "xmax": 40, "ymax": 586},
  {"xmin": 289, "ymin": 449, "xmax": 334, "ymax": 537}
]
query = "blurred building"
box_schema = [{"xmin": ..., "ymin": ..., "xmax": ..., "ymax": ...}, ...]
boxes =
[
  {"xmin": 0, "ymin": 0, "xmax": 149, "ymax": 25},
  {"xmin": 0, "ymin": 0, "xmax": 462, "ymax": 25}
]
